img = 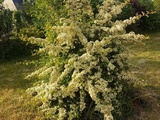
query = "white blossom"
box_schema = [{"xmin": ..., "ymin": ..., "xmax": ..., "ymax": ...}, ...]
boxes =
[{"xmin": 27, "ymin": 0, "xmax": 148, "ymax": 119}]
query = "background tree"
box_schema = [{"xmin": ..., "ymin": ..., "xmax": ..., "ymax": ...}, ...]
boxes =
[
  {"xmin": 116, "ymin": 0, "xmax": 160, "ymax": 32},
  {"xmin": 0, "ymin": 8, "xmax": 37, "ymax": 60},
  {"xmin": 154, "ymin": 0, "xmax": 160, "ymax": 12},
  {"xmin": 24, "ymin": 0, "xmax": 66, "ymax": 29}
]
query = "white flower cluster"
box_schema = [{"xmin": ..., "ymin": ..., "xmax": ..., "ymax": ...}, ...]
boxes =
[
  {"xmin": 66, "ymin": 0, "xmax": 94, "ymax": 21},
  {"xmin": 27, "ymin": 0, "xmax": 148, "ymax": 119},
  {"xmin": 94, "ymin": 0, "xmax": 128, "ymax": 25}
]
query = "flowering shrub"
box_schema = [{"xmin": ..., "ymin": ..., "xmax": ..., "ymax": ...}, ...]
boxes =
[{"xmin": 27, "ymin": 0, "xmax": 148, "ymax": 119}]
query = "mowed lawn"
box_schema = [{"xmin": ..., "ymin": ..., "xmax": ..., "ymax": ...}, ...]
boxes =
[
  {"xmin": 0, "ymin": 33, "xmax": 160, "ymax": 120},
  {"xmin": 0, "ymin": 57, "xmax": 45, "ymax": 120},
  {"xmin": 128, "ymin": 32, "xmax": 160, "ymax": 120}
]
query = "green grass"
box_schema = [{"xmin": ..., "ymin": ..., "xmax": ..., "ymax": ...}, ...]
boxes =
[
  {"xmin": 0, "ymin": 57, "xmax": 45, "ymax": 120},
  {"xmin": 127, "ymin": 33, "xmax": 160, "ymax": 120},
  {"xmin": 128, "ymin": 33, "xmax": 160, "ymax": 86}
]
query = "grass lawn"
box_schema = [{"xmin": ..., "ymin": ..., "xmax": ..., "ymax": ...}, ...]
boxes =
[
  {"xmin": 127, "ymin": 32, "xmax": 160, "ymax": 120},
  {"xmin": 0, "ymin": 57, "xmax": 45, "ymax": 120},
  {"xmin": 0, "ymin": 33, "xmax": 159, "ymax": 120}
]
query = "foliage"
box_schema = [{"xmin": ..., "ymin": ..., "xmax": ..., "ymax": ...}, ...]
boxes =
[
  {"xmin": 0, "ymin": 9, "xmax": 38, "ymax": 60},
  {"xmin": 24, "ymin": 0, "xmax": 66, "ymax": 29},
  {"xmin": 154, "ymin": 0, "xmax": 160, "ymax": 12},
  {"xmin": 117, "ymin": 0, "xmax": 160, "ymax": 32},
  {"xmin": 138, "ymin": 0, "xmax": 154, "ymax": 11},
  {"xmin": 26, "ymin": 0, "xmax": 148, "ymax": 120},
  {"xmin": 0, "ymin": 38, "xmax": 38, "ymax": 60},
  {"xmin": 151, "ymin": 0, "xmax": 160, "ymax": 31},
  {"xmin": 131, "ymin": 0, "xmax": 160, "ymax": 31},
  {"xmin": 0, "ymin": 9, "xmax": 13, "ymax": 35},
  {"xmin": 24, "ymin": 0, "xmax": 160, "ymax": 34},
  {"xmin": 136, "ymin": 0, "xmax": 160, "ymax": 31},
  {"xmin": 0, "ymin": 0, "xmax": 3, "ymax": 4}
]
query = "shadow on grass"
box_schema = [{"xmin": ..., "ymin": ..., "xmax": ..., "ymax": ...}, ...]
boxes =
[
  {"xmin": 0, "ymin": 56, "xmax": 40, "ymax": 90},
  {"xmin": 0, "ymin": 56, "xmax": 46, "ymax": 120},
  {"xmin": 130, "ymin": 59, "xmax": 160, "ymax": 87},
  {"xmin": 127, "ymin": 33, "xmax": 160, "ymax": 120},
  {"xmin": 128, "ymin": 86, "xmax": 160, "ymax": 120}
]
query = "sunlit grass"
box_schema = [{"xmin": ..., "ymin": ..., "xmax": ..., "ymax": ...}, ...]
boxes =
[
  {"xmin": 129, "ymin": 34, "xmax": 160, "ymax": 87},
  {"xmin": 0, "ymin": 57, "xmax": 45, "ymax": 120},
  {"xmin": 127, "ymin": 33, "xmax": 160, "ymax": 120}
]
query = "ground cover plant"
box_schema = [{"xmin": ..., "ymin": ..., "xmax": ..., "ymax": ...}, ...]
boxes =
[{"xmin": 25, "ymin": 0, "xmax": 150, "ymax": 119}]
